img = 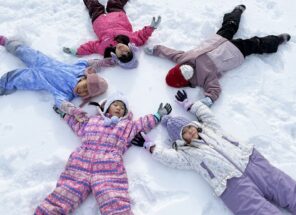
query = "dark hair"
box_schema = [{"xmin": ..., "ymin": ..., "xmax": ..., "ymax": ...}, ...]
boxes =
[
  {"xmin": 103, "ymin": 34, "xmax": 133, "ymax": 63},
  {"xmin": 103, "ymin": 46, "xmax": 116, "ymax": 58},
  {"xmin": 89, "ymin": 101, "xmax": 104, "ymax": 111},
  {"xmin": 108, "ymin": 100, "xmax": 127, "ymax": 115},
  {"xmin": 117, "ymin": 51, "xmax": 133, "ymax": 63},
  {"xmin": 172, "ymin": 142, "xmax": 178, "ymax": 150},
  {"xmin": 197, "ymin": 127, "xmax": 203, "ymax": 133},
  {"xmin": 90, "ymin": 100, "xmax": 127, "ymax": 115},
  {"xmin": 114, "ymin": 34, "xmax": 130, "ymax": 45}
]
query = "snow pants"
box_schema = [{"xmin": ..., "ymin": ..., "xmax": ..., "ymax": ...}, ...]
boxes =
[
  {"xmin": 0, "ymin": 42, "xmax": 59, "ymax": 95},
  {"xmin": 221, "ymin": 149, "xmax": 296, "ymax": 215},
  {"xmin": 84, "ymin": 0, "xmax": 129, "ymax": 22},
  {"xmin": 35, "ymin": 148, "xmax": 133, "ymax": 215},
  {"xmin": 217, "ymin": 6, "xmax": 281, "ymax": 57}
]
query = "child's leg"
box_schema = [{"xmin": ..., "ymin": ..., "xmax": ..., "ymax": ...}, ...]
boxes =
[
  {"xmin": 5, "ymin": 39, "xmax": 58, "ymax": 67},
  {"xmin": 245, "ymin": 149, "xmax": 296, "ymax": 214},
  {"xmin": 216, "ymin": 5, "xmax": 245, "ymax": 40},
  {"xmin": 92, "ymin": 159, "xmax": 133, "ymax": 215},
  {"xmin": 83, "ymin": 0, "xmax": 105, "ymax": 23},
  {"xmin": 221, "ymin": 174, "xmax": 282, "ymax": 215},
  {"xmin": 0, "ymin": 68, "xmax": 42, "ymax": 95},
  {"xmin": 230, "ymin": 35, "xmax": 287, "ymax": 57},
  {"xmin": 106, "ymin": 0, "xmax": 128, "ymax": 13},
  {"xmin": 0, "ymin": 70, "xmax": 19, "ymax": 95},
  {"xmin": 35, "ymin": 151, "xmax": 91, "ymax": 214}
]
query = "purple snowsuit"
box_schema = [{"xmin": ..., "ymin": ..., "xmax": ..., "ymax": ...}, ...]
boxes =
[
  {"xmin": 35, "ymin": 110, "xmax": 157, "ymax": 215},
  {"xmin": 221, "ymin": 149, "xmax": 296, "ymax": 215},
  {"xmin": 152, "ymin": 101, "xmax": 296, "ymax": 215}
]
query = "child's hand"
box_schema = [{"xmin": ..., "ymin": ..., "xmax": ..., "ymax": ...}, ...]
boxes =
[
  {"xmin": 74, "ymin": 114, "xmax": 88, "ymax": 123},
  {"xmin": 175, "ymin": 90, "xmax": 193, "ymax": 111},
  {"xmin": 155, "ymin": 103, "xmax": 172, "ymax": 122},
  {"xmin": 131, "ymin": 132, "xmax": 155, "ymax": 153},
  {"xmin": 69, "ymin": 107, "xmax": 88, "ymax": 123},
  {"xmin": 63, "ymin": 47, "xmax": 76, "ymax": 55},
  {"xmin": 53, "ymin": 106, "xmax": 66, "ymax": 118},
  {"xmin": 144, "ymin": 46, "xmax": 154, "ymax": 55},
  {"xmin": 60, "ymin": 101, "xmax": 88, "ymax": 122},
  {"xmin": 150, "ymin": 16, "xmax": 161, "ymax": 29},
  {"xmin": 199, "ymin": 97, "xmax": 213, "ymax": 108},
  {"xmin": 131, "ymin": 132, "xmax": 145, "ymax": 147}
]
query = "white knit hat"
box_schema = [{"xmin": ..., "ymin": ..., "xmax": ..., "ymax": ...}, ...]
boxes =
[{"xmin": 180, "ymin": 64, "xmax": 194, "ymax": 80}]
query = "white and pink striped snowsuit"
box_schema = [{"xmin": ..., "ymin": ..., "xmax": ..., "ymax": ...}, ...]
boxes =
[{"xmin": 35, "ymin": 111, "xmax": 157, "ymax": 215}]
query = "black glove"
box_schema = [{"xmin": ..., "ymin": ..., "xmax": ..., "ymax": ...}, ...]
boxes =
[
  {"xmin": 175, "ymin": 90, "xmax": 187, "ymax": 102},
  {"xmin": 53, "ymin": 106, "xmax": 66, "ymax": 118},
  {"xmin": 175, "ymin": 90, "xmax": 193, "ymax": 111},
  {"xmin": 131, "ymin": 132, "xmax": 145, "ymax": 147}
]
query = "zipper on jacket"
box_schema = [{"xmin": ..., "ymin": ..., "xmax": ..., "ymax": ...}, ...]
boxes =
[{"xmin": 199, "ymin": 138, "xmax": 244, "ymax": 174}]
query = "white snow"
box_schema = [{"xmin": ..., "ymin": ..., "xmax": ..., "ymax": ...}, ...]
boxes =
[{"xmin": 0, "ymin": 0, "xmax": 296, "ymax": 214}]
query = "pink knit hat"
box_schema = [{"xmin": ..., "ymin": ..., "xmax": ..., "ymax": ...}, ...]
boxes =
[
  {"xmin": 79, "ymin": 69, "xmax": 108, "ymax": 107},
  {"xmin": 87, "ymin": 73, "xmax": 107, "ymax": 96}
]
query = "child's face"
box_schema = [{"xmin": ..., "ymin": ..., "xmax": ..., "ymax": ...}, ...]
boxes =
[
  {"xmin": 74, "ymin": 78, "xmax": 89, "ymax": 97},
  {"xmin": 115, "ymin": 43, "xmax": 131, "ymax": 58},
  {"xmin": 182, "ymin": 125, "xmax": 199, "ymax": 143},
  {"xmin": 107, "ymin": 101, "xmax": 126, "ymax": 118}
]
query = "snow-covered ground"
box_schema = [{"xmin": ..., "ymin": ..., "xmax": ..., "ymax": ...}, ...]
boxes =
[{"xmin": 0, "ymin": 0, "xmax": 296, "ymax": 214}]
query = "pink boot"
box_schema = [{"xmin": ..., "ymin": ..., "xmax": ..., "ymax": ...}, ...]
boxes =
[{"xmin": 0, "ymin": 36, "xmax": 7, "ymax": 46}]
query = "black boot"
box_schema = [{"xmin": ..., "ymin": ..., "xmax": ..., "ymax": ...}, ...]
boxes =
[
  {"xmin": 278, "ymin": 33, "xmax": 291, "ymax": 44},
  {"xmin": 234, "ymin": 4, "xmax": 246, "ymax": 13}
]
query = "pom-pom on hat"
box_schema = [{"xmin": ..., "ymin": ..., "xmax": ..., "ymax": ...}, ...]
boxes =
[{"xmin": 165, "ymin": 64, "xmax": 193, "ymax": 88}]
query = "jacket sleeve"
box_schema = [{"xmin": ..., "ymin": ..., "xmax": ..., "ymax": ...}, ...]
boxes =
[
  {"xmin": 203, "ymin": 71, "xmax": 221, "ymax": 102},
  {"xmin": 54, "ymin": 93, "xmax": 73, "ymax": 110},
  {"xmin": 152, "ymin": 145, "xmax": 192, "ymax": 170},
  {"xmin": 63, "ymin": 113, "xmax": 89, "ymax": 137},
  {"xmin": 153, "ymin": 45, "xmax": 185, "ymax": 63},
  {"xmin": 131, "ymin": 26, "xmax": 154, "ymax": 46},
  {"xmin": 128, "ymin": 114, "xmax": 158, "ymax": 141},
  {"xmin": 87, "ymin": 58, "xmax": 116, "ymax": 72},
  {"xmin": 189, "ymin": 101, "xmax": 221, "ymax": 132},
  {"xmin": 76, "ymin": 40, "xmax": 100, "ymax": 56}
]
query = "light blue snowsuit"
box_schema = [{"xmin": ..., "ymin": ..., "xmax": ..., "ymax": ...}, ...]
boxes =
[{"xmin": 0, "ymin": 40, "xmax": 89, "ymax": 108}]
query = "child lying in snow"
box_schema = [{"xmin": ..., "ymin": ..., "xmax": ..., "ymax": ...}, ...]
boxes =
[
  {"xmin": 63, "ymin": 0, "xmax": 161, "ymax": 69},
  {"xmin": 0, "ymin": 35, "xmax": 110, "ymax": 112},
  {"xmin": 35, "ymin": 92, "xmax": 172, "ymax": 215},
  {"xmin": 144, "ymin": 5, "xmax": 291, "ymax": 107},
  {"xmin": 133, "ymin": 90, "xmax": 296, "ymax": 215}
]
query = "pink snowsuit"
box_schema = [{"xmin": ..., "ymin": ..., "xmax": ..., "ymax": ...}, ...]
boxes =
[
  {"xmin": 77, "ymin": 11, "xmax": 154, "ymax": 56},
  {"xmin": 35, "ymin": 111, "xmax": 157, "ymax": 215}
]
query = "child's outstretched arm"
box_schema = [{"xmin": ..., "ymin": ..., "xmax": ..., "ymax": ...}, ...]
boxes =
[
  {"xmin": 144, "ymin": 45, "xmax": 185, "ymax": 63},
  {"xmin": 63, "ymin": 40, "xmax": 100, "ymax": 56},
  {"xmin": 132, "ymin": 132, "xmax": 192, "ymax": 170},
  {"xmin": 131, "ymin": 16, "xmax": 161, "ymax": 46},
  {"xmin": 129, "ymin": 103, "xmax": 172, "ymax": 140},
  {"xmin": 175, "ymin": 90, "xmax": 221, "ymax": 132},
  {"xmin": 132, "ymin": 132, "xmax": 215, "ymax": 184},
  {"xmin": 87, "ymin": 58, "xmax": 116, "ymax": 72},
  {"xmin": 53, "ymin": 101, "xmax": 89, "ymax": 137},
  {"xmin": 203, "ymin": 72, "xmax": 221, "ymax": 104}
]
